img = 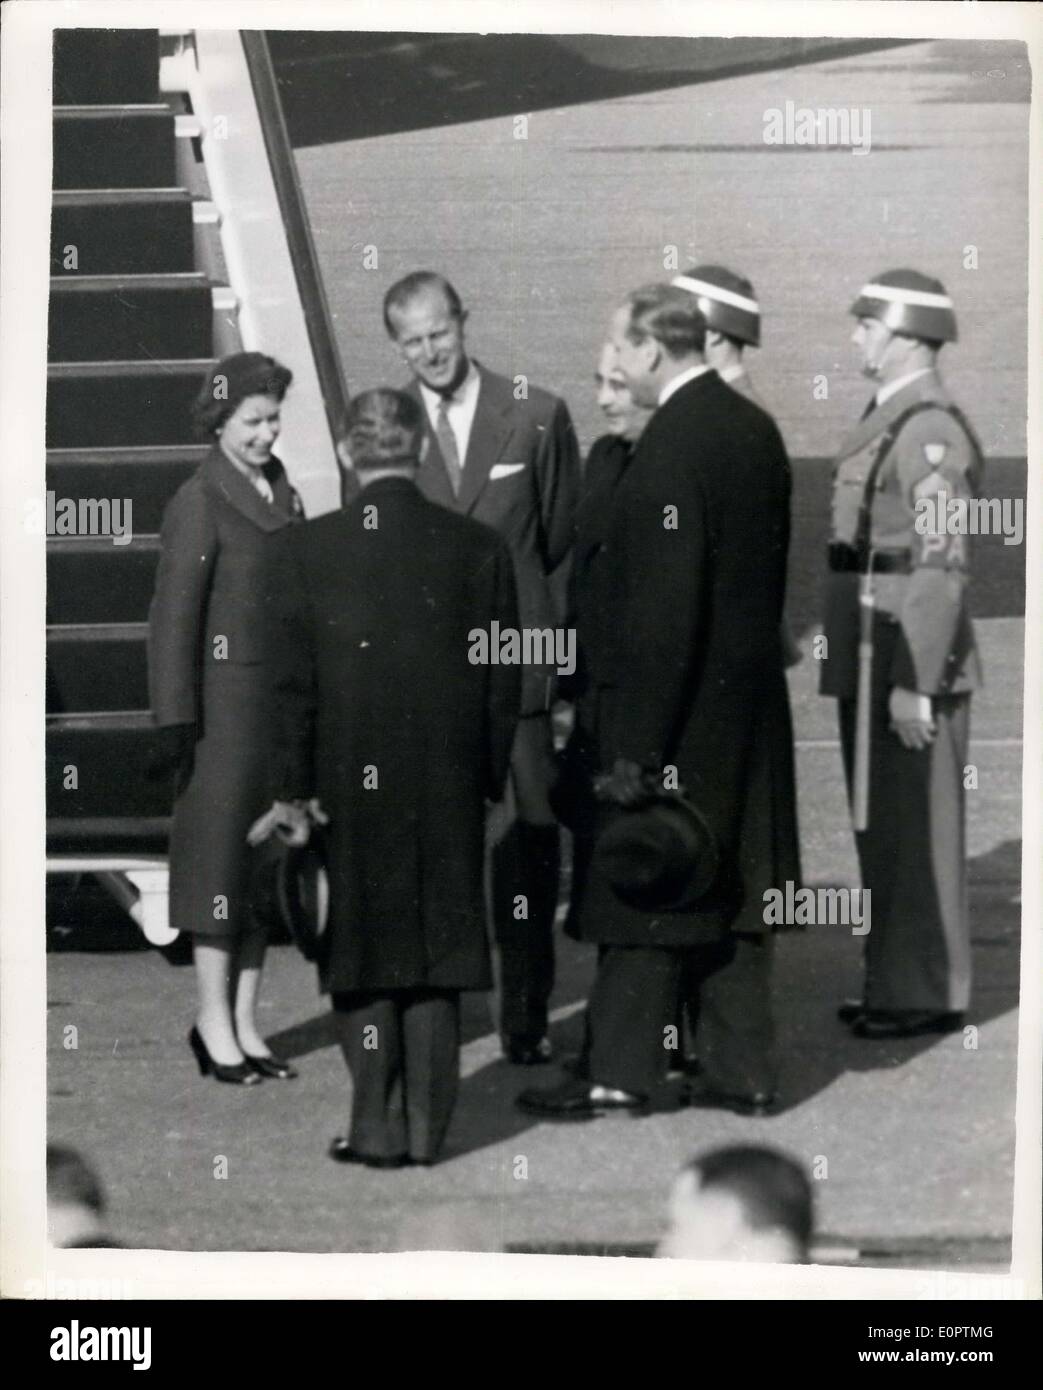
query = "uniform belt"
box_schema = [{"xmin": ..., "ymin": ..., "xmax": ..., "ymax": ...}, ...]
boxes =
[{"xmin": 827, "ymin": 543, "xmax": 912, "ymax": 574}]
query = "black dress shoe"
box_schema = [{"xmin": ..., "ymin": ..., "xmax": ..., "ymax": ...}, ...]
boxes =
[
  {"xmin": 681, "ymin": 1085, "xmax": 778, "ymax": 1117},
  {"xmin": 187, "ymin": 1026, "xmax": 263, "ymax": 1086},
  {"xmin": 244, "ymin": 1052, "xmax": 298, "ymax": 1080},
  {"xmin": 852, "ymin": 1010, "xmax": 964, "ymax": 1040},
  {"xmin": 505, "ymin": 1035, "xmax": 553, "ymax": 1066},
  {"xmin": 328, "ymin": 1137, "xmax": 409, "ymax": 1169},
  {"xmin": 837, "ymin": 998, "xmax": 867, "ymax": 1025},
  {"xmin": 515, "ymin": 1077, "xmax": 649, "ymax": 1120}
]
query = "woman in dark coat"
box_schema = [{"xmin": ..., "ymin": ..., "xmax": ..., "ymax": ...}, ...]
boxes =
[{"xmin": 148, "ymin": 352, "xmax": 303, "ymax": 1085}]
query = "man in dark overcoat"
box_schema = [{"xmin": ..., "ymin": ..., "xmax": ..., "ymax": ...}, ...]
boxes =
[
  {"xmin": 380, "ymin": 271, "xmax": 580, "ymax": 1066},
  {"xmin": 519, "ymin": 283, "xmax": 795, "ymax": 1121},
  {"xmin": 263, "ymin": 388, "xmax": 520, "ymax": 1166}
]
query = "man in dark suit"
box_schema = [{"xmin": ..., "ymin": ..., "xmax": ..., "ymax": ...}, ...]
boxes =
[
  {"xmin": 382, "ymin": 271, "xmax": 580, "ymax": 1065},
  {"xmin": 263, "ymin": 389, "xmax": 520, "ymax": 1166},
  {"xmin": 519, "ymin": 283, "xmax": 794, "ymax": 1121}
]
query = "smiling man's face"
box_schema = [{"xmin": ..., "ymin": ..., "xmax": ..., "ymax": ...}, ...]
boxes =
[
  {"xmin": 595, "ymin": 343, "xmax": 650, "ymax": 442},
  {"xmin": 609, "ymin": 305, "xmax": 659, "ymax": 407},
  {"xmin": 388, "ymin": 286, "xmax": 469, "ymax": 395}
]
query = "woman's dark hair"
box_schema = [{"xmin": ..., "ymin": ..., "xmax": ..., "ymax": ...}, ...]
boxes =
[{"xmin": 192, "ymin": 351, "xmax": 293, "ymax": 438}]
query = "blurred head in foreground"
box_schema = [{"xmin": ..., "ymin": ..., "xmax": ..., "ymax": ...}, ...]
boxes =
[
  {"xmin": 47, "ymin": 1145, "xmax": 120, "ymax": 1249},
  {"xmin": 656, "ymin": 1144, "xmax": 813, "ymax": 1264}
]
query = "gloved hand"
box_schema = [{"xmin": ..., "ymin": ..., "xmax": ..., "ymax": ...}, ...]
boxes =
[
  {"xmin": 247, "ymin": 799, "xmax": 329, "ymax": 848},
  {"xmin": 146, "ymin": 723, "xmax": 197, "ymax": 793},
  {"xmin": 594, "ymin": 757, "xmax": 650, "ymax": 807},
  {"xmin": 888, "ymin": 687, "xmax": 935, "ymax": 751}
]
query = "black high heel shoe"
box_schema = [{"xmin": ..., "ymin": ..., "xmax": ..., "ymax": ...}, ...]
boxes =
[
  {"xmin": 188, "ymin": 1026, "xmax": 263, "ymax": 1086},
  {"xmin": 243, "ymin": 1052, "xmax": 298, "ymax": 1080}
]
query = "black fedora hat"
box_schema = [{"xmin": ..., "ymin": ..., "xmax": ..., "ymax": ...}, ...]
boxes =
[
  {"xmin": 277, "ymin": 834, "xmax": 330, "ymax": 961},
  {"xmin": 251, "ymin": 831, "xmax": 329, "ymax": 960},
  {"xmin": 592, "ymin": 793, "xmax": 719, "ymax": 912}
]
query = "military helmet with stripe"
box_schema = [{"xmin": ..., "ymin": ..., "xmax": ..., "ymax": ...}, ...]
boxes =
[
  {"xmin": 671, "ymin": 264, "xmax": 761, "ymax": 347},
  {"xmin": 849, "ymin": 269, "xmax": 957, "ymax": 344}
]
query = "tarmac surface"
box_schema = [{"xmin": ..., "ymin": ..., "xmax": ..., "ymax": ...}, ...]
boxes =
[{"xmin": 47, "ymin": 34, "xmax": 1028, "ymax": 1270}]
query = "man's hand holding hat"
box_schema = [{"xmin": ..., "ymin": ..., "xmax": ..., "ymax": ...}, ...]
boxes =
[{"xmin": 247, "ymin": 799, "xmax": 329, "ymax": 848}]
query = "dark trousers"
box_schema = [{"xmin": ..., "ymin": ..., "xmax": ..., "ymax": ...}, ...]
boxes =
[
  {"xmin": 492, "ymin": 714, "xmax": 560, "ymax": 1042},
  {"xmin": 586, "ymin": 936, "xmax": 777, "ymax": 1099},
  {"xmin": 331, "ymin": 989, "xmax": 460, "ymax": 1163},
  {"xmin": 838, "ymin": 694, "xmax": 972, "ymax": 1013}
]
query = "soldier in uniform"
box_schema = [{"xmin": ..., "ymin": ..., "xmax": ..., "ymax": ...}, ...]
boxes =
[{"xmin": 822, "ymin": 270, "xmax": 983, "ymax": 1039}]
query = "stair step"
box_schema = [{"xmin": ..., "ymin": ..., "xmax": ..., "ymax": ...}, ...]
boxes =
[
  {"xmin": 47, "ymin": 536, "xmax": 160, "ymax": 625},
  {"xmin": 54, "ymin": 29, "xmax": 160, "ymax": 106},
  {"xmin": 47, "ymin": 818, "xmax": 171, "ymax": 856},
  {"xmin": 48, "ymin": 721, "xmax": 172, "ymax": 821},
  {"xmin": 53, "ymin": 106, "xmax": 176, "ymax": 190},
  {"xmin": 47, "ymin": 445, "xmax": 206, "ymax": 534},
  {"xmin": 47, "ymin": 624, "xmax": 150, "ymax": 717},
  {"xmin": 52, "ymin": 190, "xmax": 195, "ymax": 275},
  {"xmin": 47, "ymin": 359, "xmax": 213, "ymax": 448},
  {"xmin": 49, "ymin": 274, "xmax": 216, "ymax": 361},
  {"xmin": 48, "ymin": 710, "xmax": 157, "ymax": 731}
]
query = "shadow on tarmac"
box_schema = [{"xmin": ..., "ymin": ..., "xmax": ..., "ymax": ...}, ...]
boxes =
[{"xmin": 247, "ymin": 835, "xmax": 1021, "ymax": 1159}]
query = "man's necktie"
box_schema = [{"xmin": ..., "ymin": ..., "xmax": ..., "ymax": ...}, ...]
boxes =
[{"xmin": 436, "ymin": 398, "xmax": 463, "ymax": 497}]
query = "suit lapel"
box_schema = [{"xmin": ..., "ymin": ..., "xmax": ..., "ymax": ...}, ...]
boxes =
[
  {"xmin": 457, "ymin": 363, "xmax": 512, "ymax": 514},
  {"xmin": 202, "ymin": 446, "xmax": 290, "ymax": 532}
]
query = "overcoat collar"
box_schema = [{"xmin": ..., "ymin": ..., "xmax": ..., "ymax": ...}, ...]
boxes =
[
  {"xmin": 658, "ymin": 365, "xmax": 720, "ymax": 408},
  {"xmin": 349, "ymin": 474, "xmax": 421, "ymax": 506},
  {"xmin": 201, "ymin": 443, "xmax": 297, "ymax": 531},
  {"xmin": 835, "ymin": 369, "xmax": 948, "ymax": 461},
  {"xmin": 408, "ymin": 360, "xmax": 515, "ymax": 514}
]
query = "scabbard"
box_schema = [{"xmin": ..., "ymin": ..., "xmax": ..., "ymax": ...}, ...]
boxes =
[{"xmin": 852, "ymin": 575, "xmax": 875, "ymax": 832}]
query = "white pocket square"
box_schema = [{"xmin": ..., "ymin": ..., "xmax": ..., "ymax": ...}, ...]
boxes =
[{"xmin": 489, "ymin": 463, "xmax": 526, "ymax": 481}]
